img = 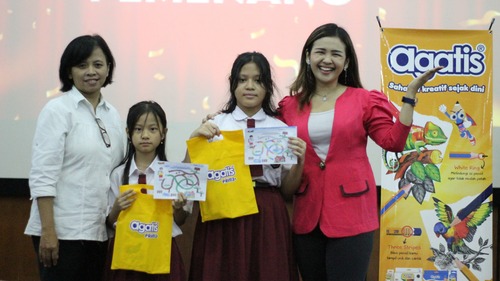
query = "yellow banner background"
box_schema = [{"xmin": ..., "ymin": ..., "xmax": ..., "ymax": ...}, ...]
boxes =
[{"xmin": 379, "ymin": 28, "xmax": 493, "ymax": 281}]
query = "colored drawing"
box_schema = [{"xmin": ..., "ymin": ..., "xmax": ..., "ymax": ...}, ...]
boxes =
[
  {"xmin": 244, "ymin": 126, "xmax": 297, "ymax": 165},
  {"xmin": 381, "ymin": 113, "xmax": 450, "ymax": 206},
  {"xmin": 153, "ymin": 161, "xmax": 208, "ymax": 201},
  {"xmin": 427, "ymin": 186, "xmax": 493, "ymax": 271},
  {"xmin": 383, "ymin": 121, "xmax": 448, "ymax": 173}
]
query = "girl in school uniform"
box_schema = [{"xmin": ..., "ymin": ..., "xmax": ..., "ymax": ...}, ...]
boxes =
[
  {"xmin": 186, "ymin": 52, "xmax": 306, "ymax": 281},
  {"xmin": 104, "ymin": 100, "xmax": 192, "ymax": 281}
]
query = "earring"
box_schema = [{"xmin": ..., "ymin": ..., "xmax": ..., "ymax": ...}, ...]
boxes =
[{"xmin": 344, "ymin": 67, "xmax": 348, "ymax": 83}]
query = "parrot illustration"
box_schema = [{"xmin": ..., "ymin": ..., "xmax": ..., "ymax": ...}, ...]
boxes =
[
  {"xmin": 439, "ymin": 101, "xmax": 476, "ymax": 145},
  {"xmin": 432, "ymin": 197, "xmax": 492, "ymax": 255}
]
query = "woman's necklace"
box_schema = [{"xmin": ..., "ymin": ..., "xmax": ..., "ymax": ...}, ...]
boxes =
[
  {"xmin": 316, "ymin": 92, "xmax": 329, "ymax": 102},
  {"xmin": 316, "ymin": 85, "xmax": 346, "ymax": 102}
]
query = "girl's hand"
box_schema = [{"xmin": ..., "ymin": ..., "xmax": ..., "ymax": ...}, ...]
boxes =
[
  {"xmin": 288, "ymin": 137, "xmax": 307, "ymax": 165},
  {"xmin": 190, "ymin": 121, "xmax": 221, "ymax": 139},
  {"xmin": 107, "ymin": 189, "xmax": 136, "ymax": 229},
  {"xmin": 116, "ymin": 189, "xmax": 136, "ymax": 211},
  {"xmin": 173, "ymin": 193, "xmax": 187, "ymax": 210},
  {"xmin": 202, "ymin": 111, "xmax": 221, "ymax": 124}
]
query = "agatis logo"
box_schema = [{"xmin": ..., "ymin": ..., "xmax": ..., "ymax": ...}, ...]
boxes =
[
  {"xmin": 387, "ymin": 43, "xmax": 486, "ymax": 78},
  {"xmin": 207, "ymin": 165, "xmax": 236, "ymax": 181},
  {"xmin": 130, "ymin": 220, "xmax": 159, "ymax": 238}
]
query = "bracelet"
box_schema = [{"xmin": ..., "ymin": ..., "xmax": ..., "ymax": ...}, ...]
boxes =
[{"xmin": 402, "ymin": 96, "xmax": 417, "ymax": 107}]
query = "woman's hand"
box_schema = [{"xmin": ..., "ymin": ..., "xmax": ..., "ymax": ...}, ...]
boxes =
[
  {"xmin": 288, "ymin": 136, "xmax": 307, "ymax": 165},
  {"xmin": 36, "ymin": 197, "xmax": 59, "ymax": 267},
  {"xmin": 39, "ymin": 228, "xmax": 59, "ymax": 267},
  {"xmin": 399, "ymin": 66, "xmax": 444, "ymax": 126},
  {"xmin": 281, "ymin": 137, "xmax": 307, "ymax": 200},
  {"xmin": 407, "ymin": 66, "xmax": 444, "ymax": 97}
]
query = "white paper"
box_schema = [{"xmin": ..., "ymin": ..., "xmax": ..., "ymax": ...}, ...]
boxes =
[
  {"xmin": 244, "ymin": 126, "xmax": 297, "ymax": 165},
  {"xmin": 153, "ymin": 161, "xmax": 208, "ymax": 201}
]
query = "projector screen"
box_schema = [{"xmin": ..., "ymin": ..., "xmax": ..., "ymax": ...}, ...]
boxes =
[{"xmin": 1, "ymin": 0, "xmax": 499, "ymax": 187}]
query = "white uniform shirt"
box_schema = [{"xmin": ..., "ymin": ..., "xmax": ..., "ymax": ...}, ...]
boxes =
[
  {"xmin": 25, "ymin": 86, "xmax": 126, "ymax": 241},
  {"xmin": 108, "ymin": 156, "xmax": 193, "ymax": 238},
  {"xmin": 210, "ymin": 106, "xmax": 291, "ymax": 187}
]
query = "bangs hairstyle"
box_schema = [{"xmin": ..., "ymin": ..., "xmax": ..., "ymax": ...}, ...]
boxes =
[
  {"xmin": 222, "ymin": 51, "xmax": 278, "ymax": 116},
  {"xmin": 290, "ymin": 23, "xmax": 363, "ymax": 109},
  {"xmin": 59, "ymin": 34, "xmax": 116, "ymax": 92},
  {"xmin": 119, "ymin": 101, "xmax": 167, "ymax": 185}
]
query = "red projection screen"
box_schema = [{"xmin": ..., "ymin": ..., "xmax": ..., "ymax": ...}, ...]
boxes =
[{"xmin": 0, "ymin": 0, "xmax": 499, "ymax": 187}]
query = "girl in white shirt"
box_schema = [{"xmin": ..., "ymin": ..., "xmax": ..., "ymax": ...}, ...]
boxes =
[
  {"xmin": 186, "ymin": 52, "xmax": 306, "ymax": 281},
  {"xmin": 104, "ymin": 100, "xmax": 192, "ymax": 281}
]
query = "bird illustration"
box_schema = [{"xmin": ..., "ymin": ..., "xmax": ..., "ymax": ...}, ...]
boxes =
[{"xmin": 432, "ymin": 197, "xmax": 492, "ymax": 255}]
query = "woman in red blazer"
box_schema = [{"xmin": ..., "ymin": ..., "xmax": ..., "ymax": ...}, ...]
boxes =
[{"xmin": 277, "ymin": 23, "xmax": 441, "ymax": 281}]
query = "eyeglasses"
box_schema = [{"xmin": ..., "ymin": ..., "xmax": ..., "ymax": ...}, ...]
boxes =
[{"xmin": 95, "ymin": 118, "xmax": 111, "ymax": 148}]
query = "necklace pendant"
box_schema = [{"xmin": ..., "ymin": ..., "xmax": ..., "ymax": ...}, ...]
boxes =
[{"xmin": 322, "ymin": 96, "xmax": 327, "ymax": 102}]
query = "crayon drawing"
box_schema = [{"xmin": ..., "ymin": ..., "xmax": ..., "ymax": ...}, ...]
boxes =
[{"xmin": 153, "ymin": 161, "xmax": 208, "ymax": 201}]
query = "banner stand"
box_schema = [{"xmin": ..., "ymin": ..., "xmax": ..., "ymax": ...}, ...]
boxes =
[{"xmin": 378, "ymin": 26, "xmax": 494, "ymax": 281}]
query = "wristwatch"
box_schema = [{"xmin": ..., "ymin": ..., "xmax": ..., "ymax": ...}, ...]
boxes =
[{"xmin": 402, "ymin": 96, "xmax": 417, "ymax": 107}]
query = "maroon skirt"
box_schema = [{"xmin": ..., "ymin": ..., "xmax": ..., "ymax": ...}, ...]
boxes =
[
  {"xmin": 188, "ymin": 187, "xmax": 299, "ymax": 281},
  {"xmin": 103, "ymin": 237, "xmax": 186, "ymax": 281}
]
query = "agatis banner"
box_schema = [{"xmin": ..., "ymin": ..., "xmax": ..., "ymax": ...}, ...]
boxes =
[{"xmin": 379, "ymin": 28, "xmax": 493, "ymax": 281}]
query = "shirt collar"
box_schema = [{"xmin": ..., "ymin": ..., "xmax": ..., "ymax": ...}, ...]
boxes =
[
  {"xmin": 128, "ymin": 155, "xmax": 159, "ymax": 177},
  {"xmin": 68, "ymin": 86, "xmax": 110, "ymax": 111},
  {"xmin": 231, "ymin": 106, "xmax": 266, "ymax": 122}
]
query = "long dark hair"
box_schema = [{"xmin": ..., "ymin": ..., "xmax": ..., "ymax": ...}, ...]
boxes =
[
  {"xmin": 119, "ymin": 101, "xmax": 167, "ymax": 184},
  {"xmin": 59, "ymin": 34, "xmax": 115, "ymax": 92},
  {"xmin": 221, "ymin": 51, "xmax": 278, "ymax": 116},
  {"xmin": 290, "ymin": 23, "xmax": 363, "ymax": 109}
]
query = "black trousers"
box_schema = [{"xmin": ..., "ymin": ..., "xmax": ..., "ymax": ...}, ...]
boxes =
[
  {"xmin": 293, "ymin": 226, "xmax": 374, "ymax": 281},
  {"xmin": 32, "ymin": 236, "xmax": 108, "ymax": 281}
]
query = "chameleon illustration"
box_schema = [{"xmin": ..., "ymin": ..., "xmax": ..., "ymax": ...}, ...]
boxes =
[{"xmin": 383, "ymin": 121, "xmax": 448, "ymax": 171}]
